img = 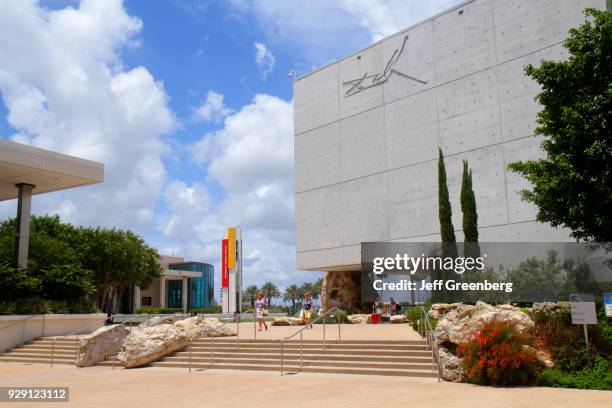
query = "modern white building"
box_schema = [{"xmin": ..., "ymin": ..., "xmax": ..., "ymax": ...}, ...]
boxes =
[{"xmin": 293, "ymin": 0, "xmax": 607, "ymax": 277}]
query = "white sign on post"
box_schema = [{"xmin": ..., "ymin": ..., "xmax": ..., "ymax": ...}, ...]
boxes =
[
  {"xmin": 604, "ymin": 293, "xmax": 612, "ymax": 317},
  {"xmin": 570, "ymin": 293, "xmax": 597, "ymax": 324}
]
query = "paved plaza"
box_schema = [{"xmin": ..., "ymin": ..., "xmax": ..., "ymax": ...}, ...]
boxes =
[{"xmin": 1, "ymin": 363, "xmax": 610, "ymax": 408}]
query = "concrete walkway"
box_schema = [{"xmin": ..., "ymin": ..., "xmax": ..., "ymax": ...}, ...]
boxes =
[
  {"xmin": 235, "ymin": 321, "xmax": 423, "ymax": 341},
  {"xmin": 0, "ymin": 364, "xmax": 610, "ymax": 408}
]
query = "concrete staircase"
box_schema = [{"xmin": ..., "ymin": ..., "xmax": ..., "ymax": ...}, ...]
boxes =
[
  {"xmin": 142, "ymin": 338, "xmax": 438, "ymax": 377},
  {"xmin": 0, "ymin": 336, "xmax": 78, "ymax": 365}
]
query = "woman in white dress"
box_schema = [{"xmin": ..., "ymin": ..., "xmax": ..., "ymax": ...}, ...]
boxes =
[{"xmin": 255, "ymin": 292, "xmax": 268, "ymax": 331}]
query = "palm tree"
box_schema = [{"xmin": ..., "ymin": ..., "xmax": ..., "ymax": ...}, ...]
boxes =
[
  {"xmin": 243, "ymin": 284, "xmax": 259, "ymax": 308},
  {"xmin": 313, "ymin": 278, "xmax": 324, "ymax": 301},
  {"xmin": 283, "ymin": 284, "xmax": 300, "ymax": 315},
  {"xmin": 261, "ymin": 282, "xmax": 280, "ymax": 307}
]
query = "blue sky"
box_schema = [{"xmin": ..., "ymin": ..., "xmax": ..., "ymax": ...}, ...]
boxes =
[{"xmin": 0, "ymin": 0, "xmax": 461, "ymax": 298}]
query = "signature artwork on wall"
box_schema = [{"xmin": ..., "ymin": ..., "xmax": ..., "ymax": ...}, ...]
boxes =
[{"xmin": 343, "ymin": 35, "xmax": 427, "ymax": 97}]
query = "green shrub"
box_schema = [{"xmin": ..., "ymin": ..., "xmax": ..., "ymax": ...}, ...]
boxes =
[
  {"xmin": 537, "ymin": 358, "xmax": 612, "ymax": 390},
  {"xmin": 406, "ymin": 306, "xmax": 421, "ymax": 331},
  {"xmin": 457, "ymin": 319, "xmax": 540, "ymax": 386},
  {"xmin": 533, "ymin": 309, "xmax": 610, "ymax": 372}
]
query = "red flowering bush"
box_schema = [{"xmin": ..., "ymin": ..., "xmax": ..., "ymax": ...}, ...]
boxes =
[{"xmin": 457, "ymin": 319, "xmax": 540, "ymax": 386}]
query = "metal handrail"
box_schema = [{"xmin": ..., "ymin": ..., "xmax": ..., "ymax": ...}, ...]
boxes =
[
  {"xmin": 187, "ymin": 318, "xmax": 235, "ymax": 372},
  {"xmin": 280, "ymin": 307, "xmax": 341, "ymax": 376},
  {"xmin": 420, "ymin": 305, "xmax": 442, "ymax": 381}
]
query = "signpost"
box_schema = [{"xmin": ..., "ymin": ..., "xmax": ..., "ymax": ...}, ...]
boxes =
[
  {"xmin": 605, "ymin": 293, "xmax": 612, "ymax": 317},
  {"xmin": 570, "ymin": 293, "xmax": 597, "ymax": 350}
]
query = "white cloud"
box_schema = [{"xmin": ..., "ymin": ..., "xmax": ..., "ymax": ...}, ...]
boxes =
[
  {"xmin": 338, "ymin": 0, "xmax": 462, "ymax": 41},
  {"xmin": 192, "ymin": 90, "xmax": 233, "ymax": 123},
  {"xmin": 229, "ymin": 0, "xmax": 462, "ymax": 65},
  {"xmin": 254, "ymin": 42, "xmax": 275, "ymax": 80},
  {"xmin": 162, "ymin": 93, "xmax": 307, "ymax": 289},
  {"xmin": 0, "ymin": 0, "xmax": 175, "ymax": 232}
]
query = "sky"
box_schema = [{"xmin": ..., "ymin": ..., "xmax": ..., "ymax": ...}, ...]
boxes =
[{"xmin": 0, "ymin": 0, "xmax": 462, "ymax": 298}]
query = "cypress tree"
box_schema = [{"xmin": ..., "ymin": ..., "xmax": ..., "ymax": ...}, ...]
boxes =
[
  {"xmin": 438, "ymin": 147, "xmax": 458, "ymax": 303},
  {"xmin": 461, "ymin": 160, "xmax": 480, "ymax": 259},
  {"xmin": 438, "ymin": 148, "xmax": 457, "ymax": 254}
]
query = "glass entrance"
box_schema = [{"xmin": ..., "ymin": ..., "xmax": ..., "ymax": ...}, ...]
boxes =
[{"xmin": 168, "ymin": 280, "xmax": 182, "ymax": 308}]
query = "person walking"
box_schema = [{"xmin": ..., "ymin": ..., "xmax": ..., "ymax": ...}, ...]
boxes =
[
  {"xmin": 255, "ymin": 292, "xmax": 268, "ymax": 331},
  {"xmin": 302, "ymin": 292, "xmax": 314, "ymax": 329}
]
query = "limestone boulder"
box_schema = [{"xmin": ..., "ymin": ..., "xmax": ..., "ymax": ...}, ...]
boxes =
[
  {"xmin": 390, "ymin": 315, "xmax": 409, "ymax": 324},
  {"xmin": 271, "ymin": 317, "xmax": 305, "ymax": 326},
  {"xmin": 433, "ymin": 301, "xmax": 534, "ymax": 346},
  {"xmin": 76, "ymin": 324, "xmax": 130, "ymax": 367},
  {"xmin": 138, "ymin": 314, "xmax": 189, "ymax": 328},
  {"xmin": 347, "ymin": 314, "xmax": 370, "ymax": 324},
  {"xmin": 438, "ymin": 346, "xmax": 464, "ymax": 382},
  {"xmin": 428, "ymin": 303, "xmax": 463, "ymax": 320},
  {"xmin": 175, "ymin": 317, "xmax": 237, "ymax": 338},
  {"xmin": 117, "ymin": 324, "xmax": 190, "ymax": 368}
]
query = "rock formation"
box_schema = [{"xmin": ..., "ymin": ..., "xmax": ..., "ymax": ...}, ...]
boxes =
[
  {"xmin": 76, "ymin": 324, "xmax": 130, "ymax": 367},
  {"xmin": 118, "ymin": 317, "xmax": 236, "ymax": 368},
  {"xmin": 271, "ymin": 317, "xmax": 305, "ymax": 326},
  {"xmin": 321, "ymin": 271, "xmax": 361, "ymax": 313},
  {"xmin": 138, "ymin": 314, "xmax": 189, "ymax": 328},
  {"xmin": 431, "ymin": 301, "xmax": 536, "ymax": 382},
  {"xmin": 433, "ymin": 301, "xmax": 534, "ymax": 346},
  {"xmin": 117, "ymin": 324, "xmax": 190, "ymax": 368},
  {"xmin": 347, "ymin": 314, "xmax": 370, "ymax": 324},
  {"xmin": 389, "ymin": 315, "xmax": 408, "ymax": 324}
]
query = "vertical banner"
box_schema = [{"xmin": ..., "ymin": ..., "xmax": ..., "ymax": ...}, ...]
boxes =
[
  {"xmin": 222, "ymin": 239, "xmax": 229, "ymax": 288},
  {"xmin": 228, "ymin": 227, "xmax": 236, "ymax": 269}
]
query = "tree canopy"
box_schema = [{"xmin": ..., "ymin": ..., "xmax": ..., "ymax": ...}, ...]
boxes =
[
  {"xmin": 508, "ymin": 9, "xmax": 612, "ymax": 242},
  {"xmin": 0, "ymin": 215, "xmax": 162, "ymax": 314}
]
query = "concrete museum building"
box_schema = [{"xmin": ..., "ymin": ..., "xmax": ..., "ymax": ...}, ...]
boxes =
[{"xmin": 293, "ymin": 0, "xmax": 609, "ymax": 311}]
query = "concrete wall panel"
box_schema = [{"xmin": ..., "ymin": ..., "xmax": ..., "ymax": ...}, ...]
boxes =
[
  {"xmin": 295, "ymin": 185, "xmax": 342, "ymax": 252},
  {"xmin": 433, "ymin": 0, "xmax": 496, "ymax": 84},
  {"xmin": 503, "ymin": 135, "xmax": 545, "ymax": 223},
  {"xmin": 494, "ymin": 0, "xmax": 569, "ymax": 63},
  {"xmin": 294, "ymin": 64, "xmax": 339, "ymax": 135},
  {"xmin": 385, "ymin": 89, "xmax": 438, "ymax": 169},
  {"xmin": 341, "ymin": 173, "xmax": 389, "ymax": 246},
  {"xmin": 294, "ymin": 123, "xmax": 341, "ymax": 192},
  {"xmin": 387, "ymin": 161, "xmax": 438, "ymax": 239},
  {"xmin": 340, "ymin": 107, "xmax": 387, "ymax": 181}
]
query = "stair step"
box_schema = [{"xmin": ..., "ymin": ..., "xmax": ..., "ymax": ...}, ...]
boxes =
[
  {"xmin": 190, "ymin": 342, "xmax": 424, "ymax": 351},
  {"xmin": 172, "ymin": 351, "xmax": 431, "ymax": 363},
  {"xmin": 16, "ymin": 344, "xmax": 76, "ymax": 351},
  {"xmin": 160, "ymin": 356, "xmax": 433, "ymax": 370},
  {"xmin": 211, "ymin": 339, "xmax": 426, "ymax": 345},
  {"xmin": 186, "ymin": 347, "xmax": 428, "ymax": 357},
  {"xmin": 8, "ymin": 348, "xmax": 75, "ymax": 356},
  {"xmin": 0, "ymin": 356, "xmax": 74, "ymax": 364},
  {"xmin": 149, "ymin": 361, "xmax": 438, "ymax": 377}
]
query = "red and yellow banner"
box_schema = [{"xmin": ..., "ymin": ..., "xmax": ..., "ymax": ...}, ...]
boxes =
[
  {"xmin": 227, "ymin": 227, "xmax": 236, "ymax": 269},
  {"xmin": 222, "ymin": 238, "xmax": 229, "ymax": 288}
]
